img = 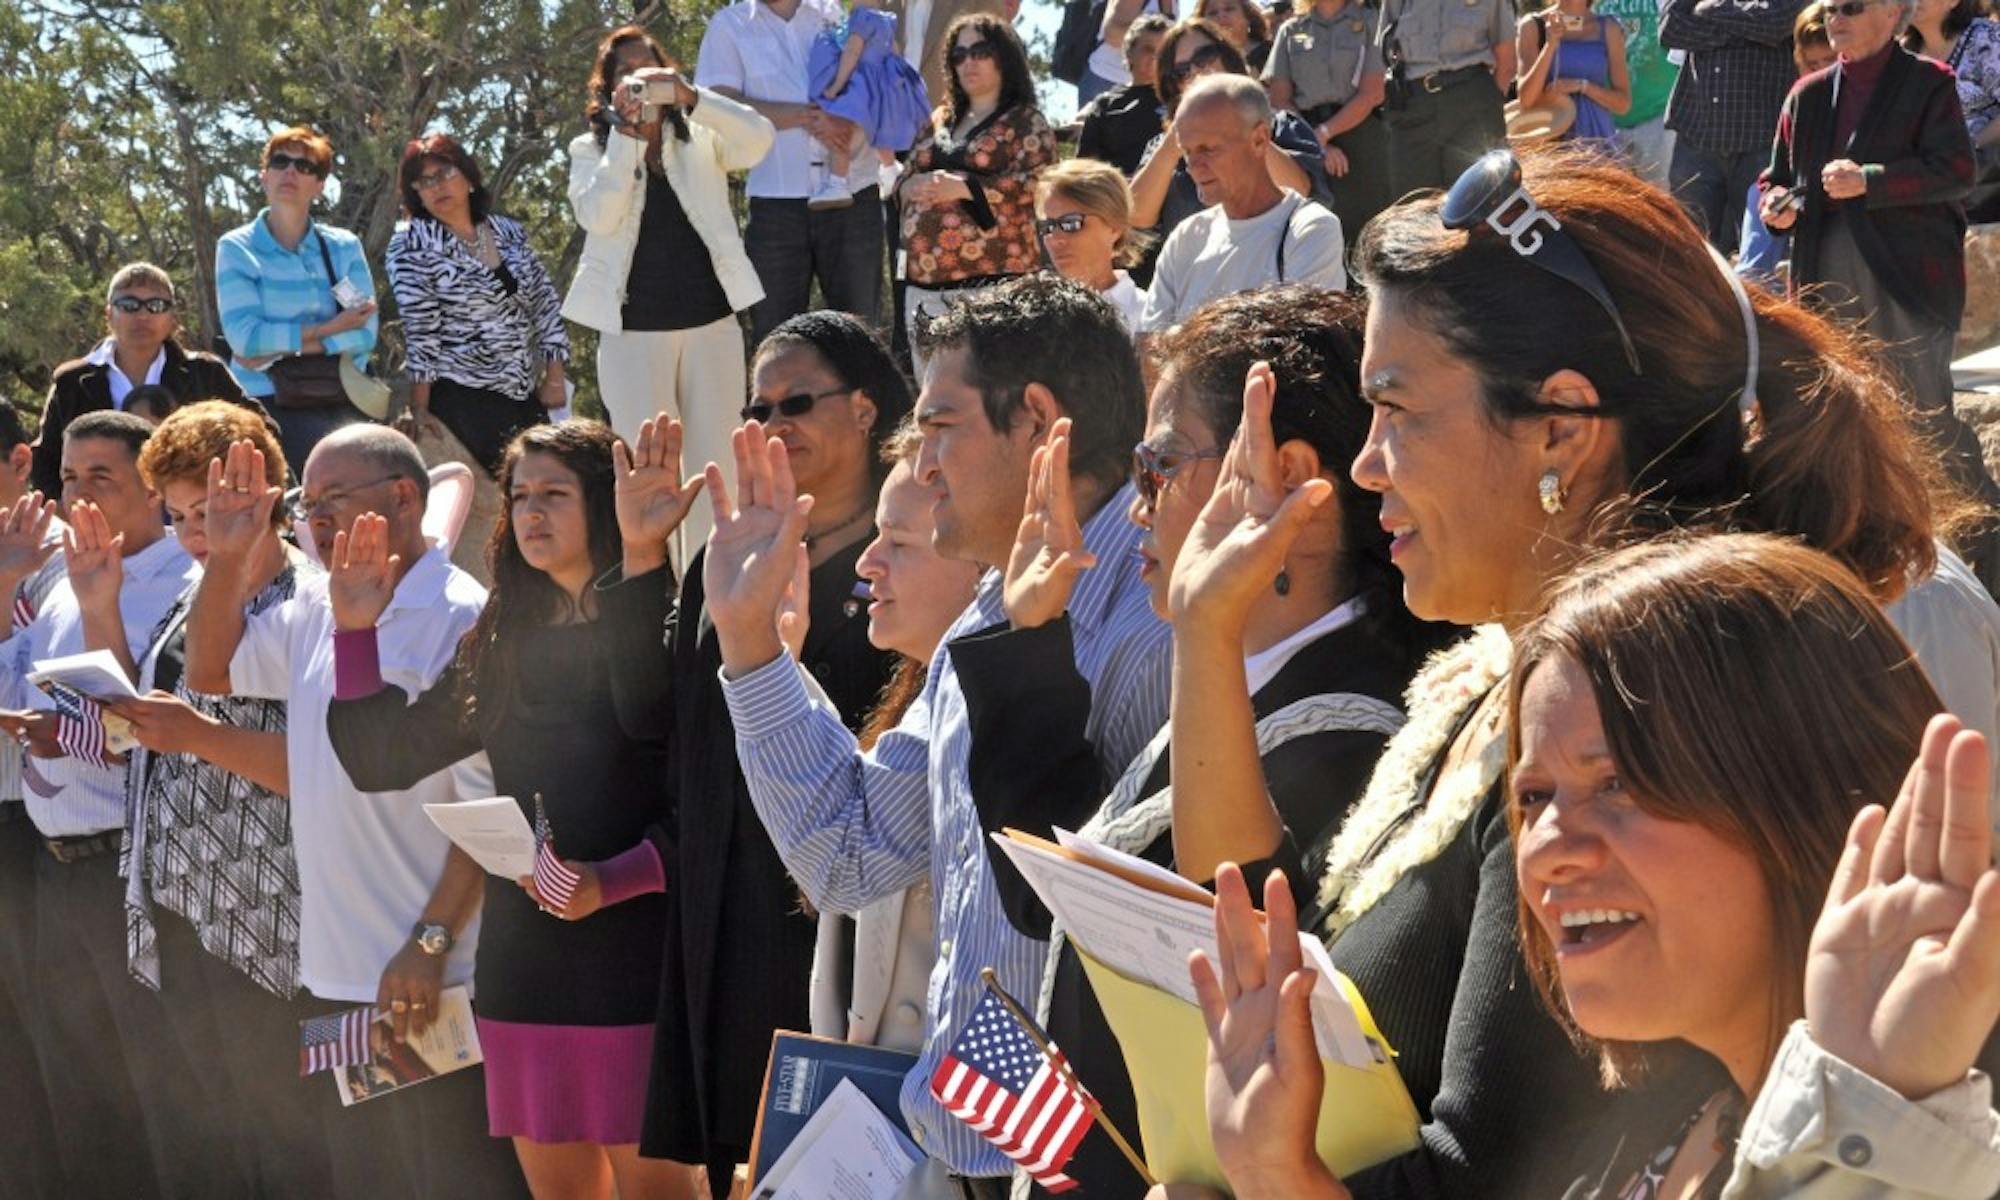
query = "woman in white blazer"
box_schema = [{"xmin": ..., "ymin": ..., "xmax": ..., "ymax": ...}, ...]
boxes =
[{"xmin": 565, "ymin": 24, "xmax": 772, "ymax": 568}]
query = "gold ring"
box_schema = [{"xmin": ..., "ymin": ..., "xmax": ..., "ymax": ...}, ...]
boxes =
[
  {"xmin": 390, "ymin": 999, "xmax": 408, "ymax": 1013},
  {"xmin": 231, "ymin": 485, "xmax": 251, "ymax": 494}
]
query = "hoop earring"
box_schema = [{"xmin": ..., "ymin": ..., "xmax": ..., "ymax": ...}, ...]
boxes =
[{"xmin": 1538, "ymin": 469, "xmax": 1566, "ymax": 516}]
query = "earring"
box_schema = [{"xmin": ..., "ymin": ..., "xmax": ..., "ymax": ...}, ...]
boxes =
[
  {"xmin": 1538, "ymin": 469, "xmax": 1565, "ymax": 516},
  {"xmin": 1275, "ymin": 567, "xmax": 1291, "ymax": 596}
]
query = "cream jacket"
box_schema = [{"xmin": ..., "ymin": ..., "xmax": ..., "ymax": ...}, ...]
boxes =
[
  {"xmin": 561, "ymin": 87, "xmax": 772, "ymax": 333},
  {"xmin": 809, "ymin": 883, "xmax": 936, "ymax": 1054}
]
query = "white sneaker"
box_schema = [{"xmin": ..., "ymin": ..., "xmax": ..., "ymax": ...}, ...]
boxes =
[{"xmin": 808, "ymin": 173, "xmax": 854, "ymax": 211}]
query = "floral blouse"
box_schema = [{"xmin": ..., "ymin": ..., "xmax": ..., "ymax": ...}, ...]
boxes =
[
  {"xmin": 900, "ymin": 103, "xmax": 1056, "ymax": 287},
  {"xmin": 1948, "ymin": 18, "xmax": 2000, "ymax": 141}
]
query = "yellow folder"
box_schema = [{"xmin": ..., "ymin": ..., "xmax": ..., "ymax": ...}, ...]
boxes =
[{"xmin": 1075, "ymin": 946, "xmax": 1422, "ymax": 1189}]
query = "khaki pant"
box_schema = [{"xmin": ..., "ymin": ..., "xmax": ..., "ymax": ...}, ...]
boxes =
[{"xmin": 597, "ymin": 315, "xmax": 747, "ymax": 575}]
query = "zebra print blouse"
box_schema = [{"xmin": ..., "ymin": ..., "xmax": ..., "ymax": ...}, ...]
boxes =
[{"xmin": 385, "ymin": 213, "xmax": 570, "ymax": 400}]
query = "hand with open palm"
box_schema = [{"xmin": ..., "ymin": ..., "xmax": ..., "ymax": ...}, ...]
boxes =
[
  {"xmin": 705, "ymin": 421, "xmax": 813, "ymax": 676},
  {"xmin": 205, "ymin": 440, "xmax": 281, "ymax": 585},
  {"xmin": 1807, "ymin": 713, "xmax": 2000, "ymax": 1100},
  {"xmin": 1189, "ymin": 864, "xmax": 1347, "ymax": 1200},
  {"xmin": 0, "ymin": 492, "xmax": 58, "ymax": 605},
  {"xmin": 328, "ymin": 513, "xmax": 400, "ymax": 633},
  {"xmin": 62, "ymin": 501, "xmax": 125, "ymax": 619},
  {"xmin": 1002, "ymin": 417, "xmax": 1097, "ymax": 630},
  {"xmin": 1168, "ymin": 363, "xmax": 1331, "ymax": 640},
  {"xmin": 613, "ymin": 413, "xmax": 705, "ymax": 577}
]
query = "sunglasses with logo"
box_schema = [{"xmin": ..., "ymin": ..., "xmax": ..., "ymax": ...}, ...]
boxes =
[
  {"xmin": 1441, "ymin": 149, "xmax": 1643, "ymax": 376},
  {"xmin": 1168, "ymin": 44, "xmax": 1232, "ymax": 83},
  {"xmin": 1131, "ymin": 439, "xmax": 1226, "ymax": 509},
  {"xmin": 740, "ymin": 386, "xmax": 854, "ymax": 424},
  {"xmin": 266, "ymin": 151, "xmax": 327, "ymax": 179},
  {"xmin": 948, "ymin": 41, "xmax": 999, "ymax": 66},
  {"xmin": 1035, "ymin": 213, "xmax": 1089, "ymax": 237},
  {"xmin": 110, "ymin": 296, "xmax": 174, "ymax": 315}
]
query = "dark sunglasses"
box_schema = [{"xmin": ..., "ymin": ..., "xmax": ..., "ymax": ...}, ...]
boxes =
[
  {"xmin": 740, "ymin": 386, "xmax": 853, "ymax": 424},
  {"xmin": 1441, "ymin": 149, "xmax": 1643, "ymax": 376},
  {"xmin": 110, "ymin": 296, "xmax": 174, "ymax": 315},
  {"xmin": 948, "ymin": 41, "xmax": 999, "ymax": 66},
  {"xmin": 1036, "ymin": 213, "xmax": 1088, "ymax": 237},
  {"xmin": 1131, "ymin": 439, "xmax": 1225, "ymax": 509},
  {"xmin": 266, "ymin": 151, "xmax": 327, "ymax": 179},
  {"xmin": 1825, "ymin": 0, "xmax": 1877, "ymax": 15},
  {"xmin": 1168, "ymin": 44, "xmax": 1232, "ymax": 83}
]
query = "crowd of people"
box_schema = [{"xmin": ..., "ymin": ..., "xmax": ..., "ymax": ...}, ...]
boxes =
[{"xmin": 11, "ymin": 0, "xmax": 2000, "ymax": 1196}]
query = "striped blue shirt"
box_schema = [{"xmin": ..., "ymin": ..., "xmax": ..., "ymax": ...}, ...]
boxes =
[
  {"xmin": 215, "ymin": 210, "xmax": 378, "ymax": 397},
  {"xmin": 723, "ymin": 486, "xmax": 1171, "ymax": 1176}
]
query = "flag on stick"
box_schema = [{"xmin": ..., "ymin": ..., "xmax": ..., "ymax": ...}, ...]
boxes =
[
  {"xmin": 532, "ymin": 793, "xmax": 581, "ymax": 911},
  {"xmin": 48, "ymin": 686, "xmax": 112, "ymax": 769},
  {"xmin": 300, "ymin": 1005, "xmax": 375, "ymax": 1076}
]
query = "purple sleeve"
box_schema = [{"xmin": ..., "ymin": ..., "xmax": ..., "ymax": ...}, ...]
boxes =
[
  {"xmin": 594, "ymin": 840, "xmax": 666, "ymax": 906},
  {"xmin": 331, "ymin": 627, "xmax": 386, "ymax": 700}
]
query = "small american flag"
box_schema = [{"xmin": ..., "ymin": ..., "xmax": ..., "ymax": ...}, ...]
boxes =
[
  {"xmin": 533, "ymin": 794, "xmax": 581, "ymax": 912},
  {"xmin": 11, "ymin": 588, "xmax": 33, "ymax": 629},
  {"xmin": 299, "ymin": 1005, "xmax": 375, "ymax": 1076},
  {"xmin": 48, "ymin": 686, "xmax": 112, "ymax": 769},
  {"xmin": 929, "ymin": 988, "xmax": 1097, "ymax": 1191}
]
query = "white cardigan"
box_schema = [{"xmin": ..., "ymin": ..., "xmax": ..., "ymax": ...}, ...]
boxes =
[{"xmin": 561, "ymin": 87, "xmax": 773, "ymax": 333}]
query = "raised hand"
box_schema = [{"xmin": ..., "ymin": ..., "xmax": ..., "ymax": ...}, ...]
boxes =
[
  {"xmin": 0, "ymin": 492, "xmax": 58, "ymax": 594},
  {"xmin": 1189, "ymin": 865, "xmax": 1345, "ymax": 1200},
  {"xmin": 1002, "ymin": 417, "xmax": 1096, "ymax": 630},
  {"xmin": 328, "ymin": 513, "xmax": 400, "ymax": 633},
  {"xmin": 1168, "ymin": 362, "xmax": 1331, "ymax": 638},
  {"xmin": 613, "ymin": 414, "xmax": 704, "ymax": 575},
  {"xmin": 205, "ymin": 440, "xmax": 281, "ymax": 573},
  {"xmin": 705, "ymin": 421, "xmax": 814, "ymax": 676},
  {"xmin": 777, "ymin": 546, "xmax": 811, "ymax": 662},
  {"xmin": 62, "ymin": 501, "xmax": 125, "ymax": 617},
  {"xmin": 1806, "ymin": 714, "xmax": 2000, "ymax": 1100}
]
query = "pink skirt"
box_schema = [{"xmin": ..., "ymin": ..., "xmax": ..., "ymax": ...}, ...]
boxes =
[{"xmin": 479, "ymin": 1017, "xmax": 655, "ymax": 1145}]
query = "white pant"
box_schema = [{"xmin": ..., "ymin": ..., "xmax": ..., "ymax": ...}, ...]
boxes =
[
  {"xmin": 1618, "ymin": 117, "xmax": 1676, "ymax": 189},
  {"xmin": 596, "ymin": 315, "xmax": 746, "ymax": 575}
]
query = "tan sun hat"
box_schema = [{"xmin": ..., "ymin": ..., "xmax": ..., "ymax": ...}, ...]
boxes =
[{"xmin": 1505, "ymin": 95, "xmax": 1577, "ymax": 146}]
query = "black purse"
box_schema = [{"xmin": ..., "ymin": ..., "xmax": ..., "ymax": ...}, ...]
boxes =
[{"xmin": 266, "ymin": 231, "xmax": 360, "ymax": 411}]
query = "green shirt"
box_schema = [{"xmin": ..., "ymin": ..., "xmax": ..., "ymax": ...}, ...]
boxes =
[{"xmin": 1592, "ymin": 0, "xmax": 1677, "ymax": 127}]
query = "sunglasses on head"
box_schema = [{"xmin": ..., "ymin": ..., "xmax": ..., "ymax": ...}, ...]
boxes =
[
  {"xmin": 266, "ymin": 151, "xmax": 327, "ymax": 179},
  {"xmin": 948, "ymin": 41, "xmax": 999, "ymax": 66},
  {"xmin": 1131, "ymin": 439, "xmax": 1225, "ymax": 509},
  {"xmin": 110, "ymin": 296, "xmax": 174, "ymax": 315},
  {"xmin": 740, "ymin": 386, "xmax": 853, "ymax": 424},
  {"xmin": 1168, "ymin": 44, "xmax": 1232, "ymax": 83},
  {"xmin": 1036, "ymin": 213, "xmax": 1089, "ymax": 237},
  {"xmin": 1440, "ymin": 149, "xmax": 1643, "ymax": 376}
]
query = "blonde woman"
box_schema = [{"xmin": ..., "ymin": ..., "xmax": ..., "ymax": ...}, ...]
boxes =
[{"xmin": 1035, "ymin": 158, "xmax": 1149, "ymax": 331}]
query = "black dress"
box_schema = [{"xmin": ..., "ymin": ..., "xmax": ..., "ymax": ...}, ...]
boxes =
[
  {"xmin": 324, "ymin": 616, "xmax": 672, "ymax": 1124},
  {"xmin": 953, "ymin": 611, "xmax": 1425, "ymax": 1198},
  {"xmin": 603, "ymin": 542, "xmax": 897, "ymax": 1194}
]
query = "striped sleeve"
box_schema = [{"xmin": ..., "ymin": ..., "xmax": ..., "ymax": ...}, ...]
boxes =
[
  {"xmin": 500, "ymin": 218, "xmax": 571, "ymax": 364},
  {"xmin": 385, "ymin": 230, "xmax": 446, "ymax": 383},
  {"xmin": 215, "ymin": 233, "xmax": 303, "ymax": 360},
  {"xmin": 722, "ymin": 653, "xmax": 934, "ymax": 915}
]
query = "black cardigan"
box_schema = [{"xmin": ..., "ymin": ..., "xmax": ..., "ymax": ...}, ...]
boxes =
[
  {"xmin": 952, "ymin": 612, "xmax": 1422, "ymax": 1198},
  {"xmin": 36, "ymin": 341, "xmax": 260, "ymax": 496},
  {"xmin": 599, "ymin": 543, "xmax": 898, "ymax": 1192}
]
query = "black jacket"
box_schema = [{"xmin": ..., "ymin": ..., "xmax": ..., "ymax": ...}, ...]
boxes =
[{"xmin": 36, "ymin": 341, "xmax": 262, "ymax": 496}]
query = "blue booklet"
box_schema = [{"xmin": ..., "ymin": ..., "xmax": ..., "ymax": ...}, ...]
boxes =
[{"xmin": 747, "ymin": 1031, "xmax": 921, "ymax": 1189}]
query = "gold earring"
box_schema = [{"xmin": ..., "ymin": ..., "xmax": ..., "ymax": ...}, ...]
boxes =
[{"xmin": 1538, "ymin": 469, "xmax": 1565, "ymax": 515}]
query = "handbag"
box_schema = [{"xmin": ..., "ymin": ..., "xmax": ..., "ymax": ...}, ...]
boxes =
[{"xmin": 265, "ymin": 229, "xmax": 391, "ymax": 420}]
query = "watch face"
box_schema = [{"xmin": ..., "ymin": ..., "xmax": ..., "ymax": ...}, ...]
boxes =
[{"xmin": 416, "ymin": 925, "xmax": 451, "ymax": 955}]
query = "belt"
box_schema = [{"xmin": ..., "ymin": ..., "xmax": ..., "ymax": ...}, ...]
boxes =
[
  {"xmin": 1412, "ymin": 64, "xmax": 1491, "ymax": 95},
  {"xmin": 43, "ymin": 832, "xmax": 119, "ymax": 864}
]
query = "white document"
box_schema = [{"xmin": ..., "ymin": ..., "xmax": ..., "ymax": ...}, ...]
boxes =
[
  {"xmin": 28, "ymin": 649, "xmax": 141, "ymax": 701},
  {"xmin": 421, "ymin": 796, "xmax": 536, "ymax": 880},
  {"xmin": 994, "ymin": 830, "xmax": 1378, "ymax": 1068},
  {"xmin": 753, "ymin": 1078, "xmax": 921, "ymax": 1200}
]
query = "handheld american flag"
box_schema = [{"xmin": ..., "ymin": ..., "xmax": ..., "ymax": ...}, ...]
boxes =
[
  {"xmin": 532, "ymin": 793, "xmax": 581, "ymax": 911},
  {"xmin": 12, "ymin": 587, "xmax": 33, "ymax": 630},
  {"xmin": 47, "ymin": 685, "xmax": 113, "ymax": 769},
  {"xmin": 929, "ymin": 985, "xmax": 1098, "ymax": 1192},
  {"xmin": 299, "ymin": 1005, "xmax": 376, "ymax": 1076}
]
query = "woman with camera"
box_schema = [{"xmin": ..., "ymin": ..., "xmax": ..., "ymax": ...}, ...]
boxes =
[
  {"xmin": 214, "ymin": 126, "xmax": 379, "ymax": 477},
  {"xmin": 1515, "ymin": 0, "xmax": 1633, "ymax": 152},
  {"xmin": 564, "ymin": 24, "xmax": 773, "ymax": 572},
  {"xmin": 386, "ymin": 133, "xmax": 569, "ymax": 479}
]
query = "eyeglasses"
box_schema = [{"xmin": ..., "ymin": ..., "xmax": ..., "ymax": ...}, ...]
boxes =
[
  {"xmin": 1168, "ymin": 44, "xmax": 1232, "ymax": 83},
  {"xmin": 1131, "ymin": 439, "xmax": 1226, "ymax": 508},
  {"xmin": 110, "ymin": 296, "xmax": 174, "ymax": 315},
  {"xmin": 740, "ymin": 387, "xmax": 854, "ymax": 424},
  {"xmin": 265, "ymin": 152, "xmax": 327, "ymax": 179},
  {"xmin": 287, "ymin": 475, "xmax": 400, "ymax": 522},
  {"xmin": 1036, "ymin": 213, "xmax": 1089, "ymax": 237},
  {"xmin": 1440, "ymin": 149, "xmax": 1643, "ymax": 376},
  {"xmin": 948, "ymin": 41, "xmax": 998, "ymax": 66},
  {"xmin": 1825, "ymin": 0, "xmax": 1878, "ymax": 15},
  {"xmin": 412, "ymin": 165, "xmax": 462, "ymax": 191}
]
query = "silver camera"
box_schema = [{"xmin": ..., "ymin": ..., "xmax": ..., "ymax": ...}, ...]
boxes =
[{"xmin": 622, "ymin": 77, "xmax": 681, "ymax": 107}]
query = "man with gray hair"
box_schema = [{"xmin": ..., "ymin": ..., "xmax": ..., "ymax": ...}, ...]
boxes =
[{"xmin": 1138, "ymin": 73, "xmax": 1346, "ymax": 334}]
